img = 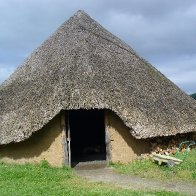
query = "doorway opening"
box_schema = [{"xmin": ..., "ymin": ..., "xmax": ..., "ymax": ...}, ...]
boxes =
[{"xmin": 69, "ymin": 109, "xmax": 106, "ymax": 167}]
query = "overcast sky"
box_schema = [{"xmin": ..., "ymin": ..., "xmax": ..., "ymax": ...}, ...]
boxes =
[{"xmin": 0, "ymin": 0, "xmax": 195, "ymax": 94}]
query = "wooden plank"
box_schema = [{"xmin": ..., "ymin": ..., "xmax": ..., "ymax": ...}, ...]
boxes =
[
  {"xmin": 105, "ymin": 110, "xmax": 112, "ymax": 163},
  {"xmin": 152, "ymin": 152, "xmax": 183, "ymax": 166},
  {"xmin": 67, "ymin": 112, "xmax": 71, "ymax": 167},
  {"xmin": 152, "ymin": 152, "xmax": 182, "ymax": 162},
  {"xmin": 61, "ymin": 111, "xmax": 68, "ymax": 165}
]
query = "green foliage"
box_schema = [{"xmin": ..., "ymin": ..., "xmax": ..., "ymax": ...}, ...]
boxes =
[
  {"xmin": 39, "ymin": 160, "xmax": 50, "ymax": 168},
  {"xmin": 190, "ymin": 93, "xmax": 196, "ymax": 99},
  {"xmin": 0, "ymin": 162, "xmax": 179, "ymax": 196},
  {"xmin": 111, "ymin": 149, "xmax": 196, "ymax": 183}
]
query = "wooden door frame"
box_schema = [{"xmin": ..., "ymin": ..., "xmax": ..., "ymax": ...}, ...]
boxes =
[
  {"xmin": 104, "ymin": 110, "xmax": 112, "ymax": 163},
  {"xmin": 61, "ymin": 110, "xmax": 71, "ymax": 166},
  {"xmin": 62, "ymin": 109, "xmax": 110, "ymax": 166}
]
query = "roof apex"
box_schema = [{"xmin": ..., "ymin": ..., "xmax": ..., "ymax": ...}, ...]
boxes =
[
  {"xmin": 74, "ymin": 10, "xmax": 87, "ymax": 17},
  {"xmin": 71, "ymin": 10, "xmax": 92, "ymax": 22}
]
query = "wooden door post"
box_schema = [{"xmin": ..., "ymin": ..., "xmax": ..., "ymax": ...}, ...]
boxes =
[{"xmin": 61, "ymin": 111, "xmax": 68, "ymax": 165}]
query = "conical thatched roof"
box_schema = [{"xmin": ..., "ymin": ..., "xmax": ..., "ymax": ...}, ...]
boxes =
[{"xmin": 0, "ymin": 10, "xmax": 196, "ymax": 144}]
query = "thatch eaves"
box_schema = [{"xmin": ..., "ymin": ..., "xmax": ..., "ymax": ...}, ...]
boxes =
[{"xmin": 0, "ymin": 10, "xmax": 196, "ymax": 144}]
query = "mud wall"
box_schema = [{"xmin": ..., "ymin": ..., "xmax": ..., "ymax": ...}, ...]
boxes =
[
  {"xmin": 0, "ymin": 114, "xmax": 65, "ymax": 166},
  {"xmin": 105, "ymin": 110, "xmax": 150, "ymax": 163}
]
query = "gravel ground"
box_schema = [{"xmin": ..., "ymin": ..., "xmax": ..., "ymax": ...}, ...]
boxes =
[{"xmin": 75, "ymin": 167, "xmax": 196, "ymax": 195}]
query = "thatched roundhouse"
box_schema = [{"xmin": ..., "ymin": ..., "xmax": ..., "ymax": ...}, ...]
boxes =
[{"xmin": 0, "ymin": 10, "xmax": 196, "ymax": 167}]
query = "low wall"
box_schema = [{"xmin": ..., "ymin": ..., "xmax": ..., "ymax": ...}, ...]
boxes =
[
  {"xmin": 106, "ymin": 110, "xmax": 150, "ymax": 163},
  {"xmin": 0, "ymin": 114, "xmax": 65, "ymax": 166}
]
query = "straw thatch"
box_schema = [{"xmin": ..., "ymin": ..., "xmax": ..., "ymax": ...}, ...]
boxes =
[{"xmin": 0, "ymin": 10, "xmax": 196, "ymax": 144}]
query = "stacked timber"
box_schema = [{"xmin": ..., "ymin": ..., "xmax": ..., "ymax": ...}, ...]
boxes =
[{"xmin": 149, "ymin": 132, "xmax": 196, "ymax": 156}]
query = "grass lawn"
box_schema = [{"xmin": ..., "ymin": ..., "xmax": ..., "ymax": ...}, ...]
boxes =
[
  {"xmin": 110, "ymin": 149, "xmax": 196, "ymax": 183},
  {"xmin": 0, "ymin": 161, "xmax": 180, "ymax": 196}
]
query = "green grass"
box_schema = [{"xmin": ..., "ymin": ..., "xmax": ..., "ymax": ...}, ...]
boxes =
[
  {"xmin": 0, "ymin": 161, "xmax": 180, "ymax": 196},
  {"xmin": 110, "ymin": 149, "xmax": 196, "ymax": 183}
]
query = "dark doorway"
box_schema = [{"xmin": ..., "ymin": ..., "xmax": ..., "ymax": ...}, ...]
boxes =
[{"xmin": 69, "ymin": 109, "xmax": 106, "ymax": 167}]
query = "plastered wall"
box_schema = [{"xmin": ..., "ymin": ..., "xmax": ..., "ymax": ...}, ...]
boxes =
[
  {"xmin": 0, "ymin": 114, "xmax": 65, "ymax": 166},
  {"xmin": 0, "ymin": 110, "xmax": 151, "ymax": 166},
  {"xmin": 105, "ymin": 110, "xmax": 150, "ymax": 163}
]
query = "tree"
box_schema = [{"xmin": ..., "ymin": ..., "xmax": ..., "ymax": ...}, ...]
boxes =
[{"xmin": 190, "ymin": 93, "xmax": 196, "ymax": 99}]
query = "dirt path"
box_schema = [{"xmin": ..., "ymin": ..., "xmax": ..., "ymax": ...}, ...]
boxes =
[{"xmin": 75, "ymin": 167, "xmax": 196, "ymax": 195}]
